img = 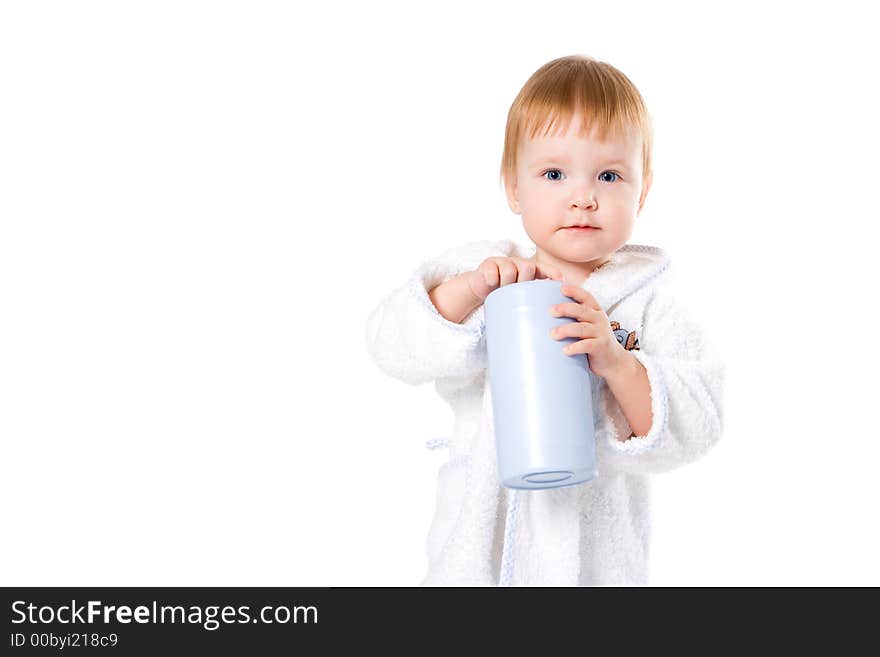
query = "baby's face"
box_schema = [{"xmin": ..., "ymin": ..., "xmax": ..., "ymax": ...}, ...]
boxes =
[{"xmin": 506, "ymin": 112, "xmax": 651, "ymax": 267}]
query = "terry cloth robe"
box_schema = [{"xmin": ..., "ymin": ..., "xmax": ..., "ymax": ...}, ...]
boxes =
[{"xmin": 365, "ymin": 239, "xmax": 724, "ymax": 586}]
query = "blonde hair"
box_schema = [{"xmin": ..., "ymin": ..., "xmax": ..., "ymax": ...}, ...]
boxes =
[{"xmin": 500, "ymin": 55, "xmax": 653, "ymax": 191}]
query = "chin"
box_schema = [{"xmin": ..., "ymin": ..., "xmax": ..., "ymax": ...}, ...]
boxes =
[{"xmin": 555, "ymin": 241, "xmax": 605, "ymax": 260}]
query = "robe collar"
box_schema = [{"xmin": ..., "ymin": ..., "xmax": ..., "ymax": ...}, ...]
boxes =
[{"xmin": 508, "ymin": 241, "xmax": 672, "ymax": 311}]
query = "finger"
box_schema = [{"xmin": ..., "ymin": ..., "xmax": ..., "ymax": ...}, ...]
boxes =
[
  {"xmin": 479, "ymin": 260, "xmax": 500, "ymax": 290},
  {"xmin": 533, "ymin": 262, "xmax": 564, "ymax": 281},
  {"xmin": 563, "ymin": 337, "xmax": 597, "ymax": 355},
  {"xmin": 509, "ymin": 256, "xmax": 537, "ymax": 282},
  {"xmin": 551, "ymin": 301, "xmax": 601, "ymax": 321},
  {"xmin": 560, "ymin": 284, "xmax": 602, "ymax": 311},
  {"xmin": 551, "ymin": 302, "xmax": 588, "ymax": 321},
  {"xmin": 496, "ymin": 258, "xmax": 519, "ymax": 287},
  {"xmin": 550, "ymin": 321, "xmax": 595, "ymax": 341}
]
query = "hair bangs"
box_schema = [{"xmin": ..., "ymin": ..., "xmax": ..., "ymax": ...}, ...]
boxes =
[{"xmin": 500, "ymin": 55, "xmax": 653, "ymax": 190}]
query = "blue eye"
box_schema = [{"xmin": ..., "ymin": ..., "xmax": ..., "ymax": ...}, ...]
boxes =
[{"xmin": 541, "ymin": 169, "xmax": 620, "ymax": 183}]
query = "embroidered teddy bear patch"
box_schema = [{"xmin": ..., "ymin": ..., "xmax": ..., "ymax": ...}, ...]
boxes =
[{"xmin": 610, "ymin": 321, "xmax": 640, "ymax": 351}]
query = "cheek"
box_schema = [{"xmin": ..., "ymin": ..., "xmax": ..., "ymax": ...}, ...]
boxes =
[
  {"xmin": 519, "ymin": 194, "xmax": 554, "ymax": 222},
  {"xmin": 606, "ymin": 214, "xmax": 634, "ymax": 232},
  {"xmin": 520, "ymin": 215, "xmax": 557, "ymax": 247},
  {"xmin": 605, "ymin": 195, "xmax": 640, "ymax": 223},
  {"xmin": 520, "ymin": 215, "xmax": 547, "ymax": 239},
  {"xmin": 523, "ymin": 189, "xmax": 564, "ymax": 216},
  {"xmin": 521, "ymin": 211, "xmax": 558, "ymax": 238}
]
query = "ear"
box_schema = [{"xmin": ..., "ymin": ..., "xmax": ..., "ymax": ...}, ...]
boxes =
[
  {"xmin": 504, "ymin": 176, "xmax": 522, "ymax": 215},
  {"xmin": 637, "ymin": 170, "xmax": 653, "ymax": 216}
]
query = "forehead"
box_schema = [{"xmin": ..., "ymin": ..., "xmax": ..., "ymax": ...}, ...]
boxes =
[{"xmin": 520, "ymin": 113, "xmax": 640, "ymax": 161}]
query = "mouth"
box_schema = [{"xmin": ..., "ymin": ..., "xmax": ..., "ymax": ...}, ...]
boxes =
[{"xmin": 561, "ymin": 226, "xmax": 600, "ymax": 233}]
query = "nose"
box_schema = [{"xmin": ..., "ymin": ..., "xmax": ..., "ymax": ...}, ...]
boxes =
[{"xmin": 570, "ymin": 189, "xmax": 597, "ymax": 211}]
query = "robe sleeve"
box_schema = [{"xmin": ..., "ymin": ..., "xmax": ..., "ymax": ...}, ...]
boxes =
[
  {"xmin": 596, "ymin": 286, "xmax": 725, "ymax": 475},
  {"xmin": 364, "ymin": 240, "xmax": 509, "ymax": 386}
]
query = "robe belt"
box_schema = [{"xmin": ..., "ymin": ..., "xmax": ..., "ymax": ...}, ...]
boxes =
[{"xmin": 426, "ymin": 436, "xmax": 519, "ymax": 586}]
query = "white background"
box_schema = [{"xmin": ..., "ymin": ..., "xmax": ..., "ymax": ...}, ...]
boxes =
[{"xmin": 1, "ymin": 1, "xmax": 877, "ymax": 586}]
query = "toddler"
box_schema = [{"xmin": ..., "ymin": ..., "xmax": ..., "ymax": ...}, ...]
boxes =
[{"xmin": 365, "ymin": 55, "xmax": 724, "ymax": 586}]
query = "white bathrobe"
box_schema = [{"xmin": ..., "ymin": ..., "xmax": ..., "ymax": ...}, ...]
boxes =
[{"xmin": 365, "ymin": 239, "xmax": 724, "ymax": 586}]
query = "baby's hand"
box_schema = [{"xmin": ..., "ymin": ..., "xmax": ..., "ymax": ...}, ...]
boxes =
[
  {"xmin": 467, "ymin": 256, "xmax": 563, "ymax": 302},
  {"xmin": 549, "ymin": 284, "xmax": 627, "ymax": 379}
]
